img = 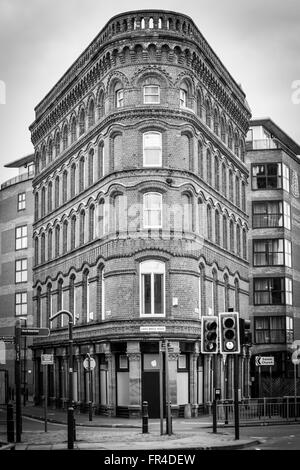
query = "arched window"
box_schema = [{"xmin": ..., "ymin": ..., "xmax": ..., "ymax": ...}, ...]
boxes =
[
  {"xmin": 48, "ymin": 182, "xmax": 52, "ymax": 213},
  {"xmin": 223, "ymin": 215, "xmax": 228, "ymax": 250},
  {"xmin": 197, "ymin": 198, "xmax": 205, "ymax": 237},
  {"xmin": 62, "ymin": 170, "xmax": 68, "ymax": 203},
  {"xmin": 207, "ymin": 205, "xmax": 212, "ymax": 240},
  {"xmin": 222, "ymin": 163, "xmax": 227, "ymax": 197},
  {"xmin": 55, "ymin": 176, "xmax": 60, "ymax": 208},
  {"xmin": 69, "ymin": 275, "xmax": 75, "ymax": 322},
  {"xmin": 88, "ymin": 100, "xmax": 95, "ymax": 127},
  {"xmin": 79, "ymin": 157, "xmax": 85, "ymax": 192},
  {"xmin": 41, "ymin": 187, "xmax": 46, "ymax": 218},
  {"xmin": 207, "ymin": 149, "xmax": 212, "ymax": 186},
  {"xmin": 57, "ymin": 279, "xmax": 63, "ymax": 327},
  {"xmin": 48, "ymin": 140, "xmax": 53, "ymax": 163},
  {"xmin": 140, "ymin": 260, "xmax": 165, "ymax": 316},
  {"xmin": 229, "ymin": 169, "xmax": 234, "ymax": 202},
  {"xmin": 46, "ymin": 284, "xmax": 52, "ymax": 329},
  {"xmin": 235, "ymin": 175, "xmax": 240, "ymax": 207},
  {"xmin": 71, "ymin": 117, "xmax": 77, "ymax": 143},
  {"xmin": 215, "ymin": 209, "xmax": 220, "ymax": 245},
  {"xmin": 55, "ymin": 225, "xmax": 60, "ymax": 257},
  {"xmin": 79, "ymin": 108, "xmax": 85, "ymax": 135},
  {"xmin": 99, "ymin": 199, "xmax": 105, "ymax": 237},
  {"xmin": 234, "ymin": 133, "xmax": 239, "ymax": 156},
  {"xmin": 82, "ymin": 270, "xmax": 89, "ymax": 323},
  {"xmin": 35, "ymin": 192, "xmax": 39, "ymax": 221},
  {"xmin": 213, "ymin": 109, "xmax": 219, "ymax": 135},
  {"xmin": 98, "ymin": 90, "xmax": 105, "ymax": 118},
  {"xmin": 242, "ymin": 228, "xmax": 247, "ymax": 260},
  {"xmin": 205, "ymin": 99, "xmax": 211, "ymax": 127},
  {"xmin": 197, "ymin": 91, "xmax": 202, "ymax": 117},
  {"xmin": 198, "ymin": 141, "xmax": 203, "ymax": 178},
  {"xmin": 214, "ymin": 156, "xmax": 220, "ymax": 191},
  {"xmin": 143, "ymin": 193, "xmax": 162, "ymax": 229},
  {"xmin": 63, "ymin": 124, "xmax": 68, "ymax": 150},
  {"xmin": 229, "ymin": 220, "xmax": 234, "ymax": 252},
  {"xmin": 199, "ymin": 264, "xmax": 206, "ymax": 318},
  {"xmin": 41, "ymin": 233, "xmax": 45, "ymax": 263},
  {"xmin": 41, "ymin": 146, "xmax": 46, "ymax": 169},
  {"xmin": 34, "ymin": 236, "xmax": 39, "ymax": 266},
  {"xmin": 179, "ymin": 83, "xmax": 188, "ymax": 108},
  {"xmin": 48, "ymin": 229, "xmax": 52, "ymax": 260},
  {"xmin": 55, "ymin": 132, "xmax": 61, "ymax": 157},
  {"xmin": 97, "ymin": 266, "xmax": 105, "ymax": 321},
  {"xmin": 143, "ymin": 132, "xmax": 162, "ymax": 167},
  {"xmin": 71, "ymin": 215, "xmax": 76, "ymax": 250},
  {"xmin": 98, "ymin": 142, "xmax": 104, "ymax": 179},
  {"xmin": 241, "ymin": 181, "xmax": 246, "ymax": 212},
  {"xmin": 234, "ymin": 278, "xmax": 240, "ymax": 311},
  {"xmin": 63, "ymin": 220, "xmax": 68, "ymax": 254},
  {"xmin": 182, "ymin": 193, "xmax": 192, "ymax": 232},
  {"xmin": 115, "ymin": 83, "xmax": 124, "ymax": 108},
  {"xmin": 35, "ymin": 152, "xmax": 40, "ymax": 175},
  {"xmin": 88, "ymin": 149, "xmax": 94, "ymax": 186},
  {"xmin": 224, "ymin": 274, "xmax": 229, "ymax": 312},
  {"xmin": 228, "ymin": 126, "xmax": 233, "ymax": 150},
  {"xmin": 240, "ymin": 139, "xmax": 245, "ymax": 162},
  {"xmin": 221, "ymin": 117, "xmax": 226, "ymax": 143},
  {"xmin": 236, "ymin": 224, "xmax": 241, "ymax": 256},
  {"xmin": 79, "ymin": 210, "xmax": 85, "ymax": 245},
  {"xmin": 37, "ymin": 286, "xmax": 42, "ymax": 328},
  {"xmin": 70, "ymin": 163, "xmax": 76, "ymax": 198},
  {"xmin": 149, "ymin": 17, "xmax": 154, "ymax": 28},
  {"xmin": 212, "ymin": 269, "xmax": 218, "ymax": 315},
  {"xmin": 89, "ymin": 205, "xmax": 95, "ymax": 241}
]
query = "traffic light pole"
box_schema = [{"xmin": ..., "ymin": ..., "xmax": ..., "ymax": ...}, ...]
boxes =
[
  {"xmin": 233, "ymin": 354, "xmax": 240, "ymax": 440},
  {"xmin": 15, "ymin": 320, "xmax": 22, "ymax": 442},
  {"xmin": 212, "ymin": 354, "xmax": 217, "ymax": 433}
]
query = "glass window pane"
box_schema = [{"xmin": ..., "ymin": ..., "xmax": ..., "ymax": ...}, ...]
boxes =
[
  {"xmin": 154, "ymin": 274, "xmax": 163, "ymax": 314},
  {"xmin": 143, "ymin": 274, "xmax": 151, "ymax": 314}
]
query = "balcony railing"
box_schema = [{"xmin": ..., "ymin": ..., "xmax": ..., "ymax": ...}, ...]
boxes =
[{"xmin": 246, "ymin": 139, "xmax": 279, "ymax": 151}]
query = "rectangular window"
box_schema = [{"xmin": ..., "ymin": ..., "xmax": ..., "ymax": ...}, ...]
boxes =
[
  {"xmin": 253, "ymin": 239, "xmax": 284, "ymax": 266},
  {"xmin": 17, "ymin": 192, "xmax": 26, "ymax": 211},
  {"xmin": 116, "ymin": 89, "xmax": 124, "ymax": 108},
  {"xmin": 143, "ymin": 193, "xmax": 162, "ymax": 228},
  {"xmin": 282, "ymin": 163, "xmax": 290, "ymax": 192},
  {"xmin": 178, "ymin": 354, "xmax": 187, "ymax": 370},
  {"xmin": 143, "ymin": 132, "xmax": 162, "ymax": 167},
  {"xmin": 254, "ymin": 277, "xmax": 292, "ymax": 305},
  {"xmin": 286, "ymin": 316, "xmax": 294, "ymax": 343},
  {"xmin": 15, "ymin": 292, "xmax": 27, "ymax": 316},
  {"xmin": 144, "ymin": 85, "xmax": 160, "ymax": 104},
  {"xmin": 15, "ymin": 226, "xmax": 28, "ymax": 250},
  {"xmin": 252, "ymin": 201, "xmax": 291, "ymax": 229},
  {"xmin": 285, "ymin": 240, "xmax": 292, "ymax": 268},
  {"xmin": 254, "ymin": 316, "xmax": 286, "ymax": 344},
  {"xmin": 140, "ymin": 261, "xmax": 165, "ymax": 316},
  {"xmin": 118, "ymin": 355, "xmax": 129, "ymax": 370},
  {"xmin": 15, "ymin": 259, "xmax": 28, "ymax": 283},
  {"xmin": 252, "ymin": 163, "xmax": 282, "ymax": 190}
]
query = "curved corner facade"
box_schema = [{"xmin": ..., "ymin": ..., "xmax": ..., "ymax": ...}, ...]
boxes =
[{"xmin": 30, "ymin": 10, "xmax": 251, "ymax": 417}]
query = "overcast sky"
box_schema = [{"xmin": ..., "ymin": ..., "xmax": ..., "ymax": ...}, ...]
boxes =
[{"xmin": 0, "ymin": 0, "xmax": 299, "ymax": 184}]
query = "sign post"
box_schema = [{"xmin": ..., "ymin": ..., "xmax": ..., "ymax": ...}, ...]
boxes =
[
  {"xmin": 291, "ymin": 343, "xmax": 300, "ymax": 420},
  {"xmin": 41, "ymin": 354, "xmax": 54, "ymax": 432},
  {"xmin": 15, "ymin": 320, "xmax": 22, "ymax": 442},
  {"xmin": 159, "ymin": 340, "xmax": 164, "ymax": 436}
]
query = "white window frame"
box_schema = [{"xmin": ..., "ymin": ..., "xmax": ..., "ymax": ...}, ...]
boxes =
[
  {"xmin": 143, "ymin": 132, "xmax": 162, "ymax": 167},
  {"xmin": 283, "ymin": 201, "xmax": 291, "ymax": 230},
  {"xmin": 101, "ymin": 270, "xmax": 105, "ymax": 321},
  {"xmin": 285, "ymin": 278, "xmax": 293, "ymax": 305},
  {"xmin": 285, "ymin": 240, "xmax": 292, "ymax": 268},
  {"xmin": 116, "ymin": 89, "xmax": 124, "ymax": 108},
  {"xmin": 180, "ymin": 88, "xmax": 187, "ymax": 108},
  {"xmin": 143, "ymin": 193, "xmax": 162, "ymax": 229},
  {"xmin": 15, "ymin": 292, "xmax": 27, "ymax": 316},
  {"xmin": 143, "ymin": 85, "xmax": 160, "ymax": 104},
  {"xmin": 282, "ymin": 163, "xmax": 290, "ymax": 193},
  {"xmin": 140, "ymin": 260, "xmax": 165, "ymax": 317},
  {"xmin": 15, "ymin": 225, "xmax": 28, "ymax": 250},
  {"xmin": 15, "ymin": 259, "xmax": 27, "ymax": 283},
  {"xmin": 18, "ymin": 192, "xmax": 26, "ymax": 211}
]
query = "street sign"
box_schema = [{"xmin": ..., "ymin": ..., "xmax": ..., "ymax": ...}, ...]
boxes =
[
  {"xmin": 0, "ymin": 336, "xmax": 14, "ymax": 343},
  {"xmin": 41, "ymin": 354, "xmax": 54, "ymax": 365},
  {"xmin": 21, "ymin": 327, "xmax": 50, "ymax": 337},
  {"xmin": 291, "ymin": 340, "xmax": 300, "ymax": 365},
  {"xmin": 83, "ymin": 357, "xmax": 96, "ymax": 370},
  {"xmin": 255, "ymin": 356, "xmax": 274, "ymax": 366},
  {"xmin": 140, "ymin": 326, "xmax": 166, "ymax": 333}
]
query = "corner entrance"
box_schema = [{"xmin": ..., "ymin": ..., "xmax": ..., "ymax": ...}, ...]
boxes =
[{"xmin": 141, "ymin": 353, "xmax": 164, "ymax": 418}]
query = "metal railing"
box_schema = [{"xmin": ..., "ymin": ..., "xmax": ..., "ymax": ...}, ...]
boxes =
[{"xmin": 216, "ymin": 397, "xmax": 300, "ymax": 425}]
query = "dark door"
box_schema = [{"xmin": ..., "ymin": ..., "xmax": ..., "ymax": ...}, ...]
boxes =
[{"xmin": 142, "ymin": 371, "xmax": 160, "ymax": 418}]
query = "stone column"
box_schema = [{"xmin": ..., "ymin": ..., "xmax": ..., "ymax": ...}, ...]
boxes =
[
  {"xmin": 127, "ymin": 341, "xmax": 141, "ymax": 418},
  {"xmin": 105, "ymin": 352, "xmax": 116, "ymax": 416},
  {"xmin": 190, "ymin": 344, "xmax": 200, "ymax": 417},
  {"xmin": 167, "ymin": 341, "xmax": 180, "ymax": 418}
]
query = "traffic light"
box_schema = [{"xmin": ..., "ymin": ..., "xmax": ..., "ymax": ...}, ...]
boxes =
[
  {"xmin": 219, "ymin": 312, "xmax": 240, "ymax": 354},
  {"xmin": 201, "ymin": 315, "xmax": 219, "ymax": 354},
  {"xmin": 239, "ymin": 318, "xmax": 252, "ymax": 346}
]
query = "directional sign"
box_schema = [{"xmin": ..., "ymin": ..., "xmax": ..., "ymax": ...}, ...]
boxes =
[
  {"xmin": 0, "ymin": 336, "xmax": 14, "ymax": 343},
  {"xmin": 255, "ymin": 356, "xmax": 274, "ymax": 367},
  {"xmin": 21, "ymin": 327, "xmax": 50, "ymax": 337},
  {"xmin": 83, "ymin": 357, "xmax": 96, "ymax": 370},
  {"xmin": 140, "ymin": 326, "xmax": 166, "ymax": 333},
  {"xmin": 41, "ymin": 354, "xmax": 54, "ymax": 365}
]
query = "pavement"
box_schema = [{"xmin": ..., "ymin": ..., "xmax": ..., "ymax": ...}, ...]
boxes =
[{"xmin": 0, "ymin": 403, "xmax": 262, "ymax": 450}]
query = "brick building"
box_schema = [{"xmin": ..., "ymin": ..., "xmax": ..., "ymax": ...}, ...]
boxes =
[
  {"xmin": 246, "ymin": 118, "xmax": 300, "ymax": 397},
  {"xmin": 30, "ymin": 10, "xmax": 251, "ymax": 417},
  {"xmin": 0, "ymin": 154, "xmax": 35, "ymax": 400}
]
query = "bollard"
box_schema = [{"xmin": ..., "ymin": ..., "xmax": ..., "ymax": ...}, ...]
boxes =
[
  {"xmin": 142, "ymin": 401, "xmax": 149, "ymax": 433},
  {"xmin": 67, "ymin": 407, "xmax": 74, "ymax": 450},
  {"xmin": 7, "ymin": 402, "xmax": 14, "ymax": 443}
]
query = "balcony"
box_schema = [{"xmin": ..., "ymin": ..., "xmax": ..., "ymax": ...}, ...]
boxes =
[
  {"xmin": 246, "ymin": 139, "xmax": 279, "ymax": 151},
  {"xmin": 1, "ymin": 171, "xmax": 34, "ymax": 190}
]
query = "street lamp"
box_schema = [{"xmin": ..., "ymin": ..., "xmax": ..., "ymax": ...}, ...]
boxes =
[{"xmin": 49, "ymin": 310, "xmax": 75, "ymax": 450}]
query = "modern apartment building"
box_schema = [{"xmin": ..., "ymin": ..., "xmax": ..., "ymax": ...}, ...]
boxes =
[
  {"xmin": 0, "ymin": 154, "xmax": 35, "ymax": 400},
  {"xmin": 29, "ymin": 10, "xmax": 251, "ymax": 417},
  {"xmin": 246, "ymin": 118, "xmax": 300, "ymax": 396}
]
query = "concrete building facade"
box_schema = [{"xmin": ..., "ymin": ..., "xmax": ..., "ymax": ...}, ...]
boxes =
[
  {"xmin": 30, "ymin": 10, "xmax": 251, "ymax": 417},
  {"xmin": 246, "ymin": 118, "xmax": 300, "ymax": 397},
  {"xmin": 0, "ymin": 154, "xmax": 35, "ymax": 401}
]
